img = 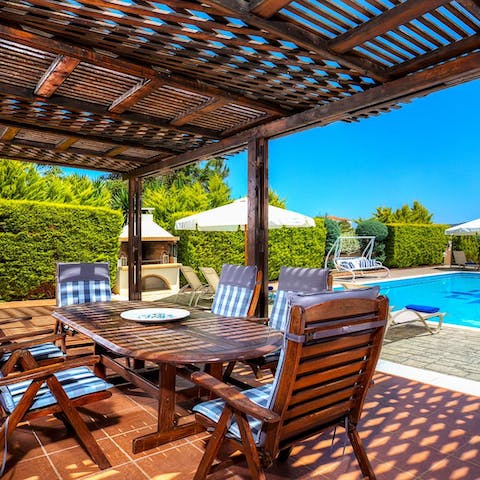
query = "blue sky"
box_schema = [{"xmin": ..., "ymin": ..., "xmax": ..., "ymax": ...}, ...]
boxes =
[{"xmin": 225, "ymin": 78, "xmax": 480, "ymax": 225}]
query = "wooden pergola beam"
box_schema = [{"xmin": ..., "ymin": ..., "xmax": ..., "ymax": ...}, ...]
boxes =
[
  {"xmin": 130, "ymin": 51, "xmax": 480, "ymax": 178},
  {"xmin": 329, "ymin": 0, "xmax": 450, "ymax": 54},
  {"xmin": 389, "ymin": 35, "xmax": 480, "ymax": 78},
  {"xmin": 0, "ymin": 127, "xmax": 20, "ymax": 141},
  {"xmin": 0, "ymin": 148, "xmax": 144, "ymax": 174},
  {"xmin": 201, "ymin": 0, "xmax": 390, "ymax": 82},
  {"xmin": 0, "ymin": 81, "xmax": 219, "ymax": 140},
  {"xmin": 0, "ymin": 24, "xmax": 286, "ymax": 119},
  {"xmin": 0, "ymin": 117, "xmax": 171, "ymax": 158},
  {"xmin": 170, "ymin": 99, "xmax": 229, "ymax": 127},
  {"xmin": 106, "ymin": 146, "xmax": 130, "ymax": 158},
  {"xmin": 109, "ymin": 79, "xmax": 165, "ymax": 114},
  {"xmin": 34, "ymin": 55, "xmax": 80, "ymax": 98},
  {"xmin": 55, "ymin": 137, "xmax": 78, "ymax": 151},
  {"xmin": 250, "ymin": 0, "xmax": 293, "ymax": 17},
  {"xmin": 458, "ymin": 0, "xmax": 480, "ymax": 18}
]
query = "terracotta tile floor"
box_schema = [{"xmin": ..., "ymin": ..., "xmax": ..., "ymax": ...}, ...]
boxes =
[{"xmin": 2, "ymin": 369, "xmax": 479, "ymax": 480}]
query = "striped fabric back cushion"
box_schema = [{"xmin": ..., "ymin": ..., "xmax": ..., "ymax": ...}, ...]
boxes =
[
  {"xmin": 269, "ymin": 290, "xmax": 290, "ymax": 331},
  {"xmin": 211, "ymin": 284, "xmax": 253, "ymax": 317},
  {"xmin": 58, "ymin": 280, "xmax": 111, "ymax": 307}
]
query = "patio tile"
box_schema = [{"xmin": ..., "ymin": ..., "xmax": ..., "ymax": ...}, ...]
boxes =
[
  {"xmin": 4, "ymin": 425, "xmax": 43, "ymax": 464},
  {"xmin": 419, "ymin": 454, "xmax": 480, "ymax": 480},
  {"xmin": 2, "ymin": 454, "xmax": 59, "ymax": 480},
  {"xmin": 81, "ymin": 463, "xmax": 149, "ymax": 480},
  {"xmin": 134, "ymin": 442, "xmax": 203, "ymax": 479},
  {"xmin": 453, "ymin": 434, "xmax": 480, "ymax": 466}
]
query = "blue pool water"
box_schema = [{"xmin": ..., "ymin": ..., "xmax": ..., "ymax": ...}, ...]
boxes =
[{"xmin": 366, "ymin": 273, "xmax": 480, "ymax": 329}]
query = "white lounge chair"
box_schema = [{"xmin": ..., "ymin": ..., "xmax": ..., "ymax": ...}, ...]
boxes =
[
  {"xmin": 199, "ymin": 267, "xmax": 220, "ymax": 293},
  {"xmin": 452, "ymin": 251, "xmax": 479, "ymax": 270},
  {"xmin": 334, "ymin": 256, "xmax": 390, "ymax": 280},
  {"xmin": 389, "ymin": 304, "xmax": 445, "ymax": 334},
  {"xmin": 176, "ymin": 266, "xmax": 214, "ymax": 306}
]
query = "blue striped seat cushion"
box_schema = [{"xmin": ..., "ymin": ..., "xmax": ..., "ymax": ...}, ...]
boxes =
[
  {"xmin": 211, "ymin": 284, "xmax": 253, "ymax": 317},
  {"xmin": 0, "ymin": 343, "xmax": 64, "ymax": 364},
  {"xmin": 193, "ymin": 383, "xmax": 272, "ymax": 444},
  {"xmin": 58, "ymin": 280, "xmax": 111, "ymax": 307},
  {"xmin": 0, "ymin": 366, "xmax": 113, "ymax": 414}
]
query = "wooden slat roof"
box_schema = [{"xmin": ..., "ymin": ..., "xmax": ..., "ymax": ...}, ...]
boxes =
[{"xmin": 0, "ymin": 0, "xmax": 479, "ymax": 177}]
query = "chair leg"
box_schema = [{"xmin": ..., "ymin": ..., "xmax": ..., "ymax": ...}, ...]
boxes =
[
  {"xmin": 222, "ymin": 361, "xmax": 236, "ymax": 381},
  {"xmin": 235, "ymin": 411, "xmax": 266, "ymax": 480},
  {"xmin": 194, "ymin": 407, "xmax": 233, "ymax": 480},
  {"xmin": 348, "ymin": 426, "xmax": 376, "ymax": 480},
  {"xmin": 277, "ymin": 446, "xmax": 293, "ymax": 462},
  {"xmin": 46, "ymin": 376, "xmax": 111, "ymax": 470}
]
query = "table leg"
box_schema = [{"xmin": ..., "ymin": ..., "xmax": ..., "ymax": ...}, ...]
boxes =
[{"xmin": 132, "ymin": 362, "xmax": 202, "ymax": 453}]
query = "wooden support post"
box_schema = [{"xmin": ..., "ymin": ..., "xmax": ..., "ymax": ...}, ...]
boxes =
[
  {"xmin": 247, "ymin": 137, "xmax": 269, "ymax": 317},
  {"xmin": 128, "ymin": 176, "xmax": 142, "ymax": 300}
]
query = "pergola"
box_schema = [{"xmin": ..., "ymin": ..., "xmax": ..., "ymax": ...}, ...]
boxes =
[{"xmin": 1, "ymin": 0, "xmax": 479, "ymax": 312}]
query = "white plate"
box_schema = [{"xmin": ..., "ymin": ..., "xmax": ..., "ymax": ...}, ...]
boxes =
[{"xmin": 120, "ymin": 308, "xmax": 190, "ymax": 322}]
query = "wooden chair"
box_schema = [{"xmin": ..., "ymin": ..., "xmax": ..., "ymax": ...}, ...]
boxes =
[
  {"xmin": 224, "ymin": 266, "xmax": 331, "ymax": 380},
  {"xmin": 0, "ymin": 348, "xmax": 113, "ymax": 472},
  {"xmin": 191, "ymin": 292, "xmax": 389, "ymax": 480},
  {"xmin": 55, "ymin": 262, "xmax": 112, "ymax": 352},
  {"xmin": 56, "ymin": 262, "xmax": 112, "ymax": 307},
  {"xmin": 211, "ymin": 264, "xmax": 262, "ymax": 318},
  {"xmin": 0, "ymin": 310, "xmax": 66, "ymax": 367}
]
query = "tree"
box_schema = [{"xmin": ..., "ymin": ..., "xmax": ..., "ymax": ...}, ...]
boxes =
[
  {"xmin": 0, "ymin": 160, "xmax": 46, "ymax": 201},
  {"xmin": 372, "ymin": 201, "xmax": 433, "ymax": 224},
  {"xmin": 268, "ymin": 189, "xmax": 286, "ymax": 208}
]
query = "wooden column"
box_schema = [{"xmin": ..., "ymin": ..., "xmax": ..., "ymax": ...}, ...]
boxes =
[
  {"xmin": 128, "ymin": 176, "xmax": 142, "ymax": 300},
  {"xmin": 247, "ymin": 136, "xmax": 269, "ymax": 317}
]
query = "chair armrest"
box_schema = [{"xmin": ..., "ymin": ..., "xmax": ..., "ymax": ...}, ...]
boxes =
[
  {"xmin": 0, "ymin": 355, "xmax": 101, "ymax": 387},
  {"xmin": 0, "ymin": 328, "xmax": 57, "ymax": 345},
  {"xmin": 0, "ymin": 333, "xmax": 65, "ymax": 354},
  {"xmin": 0, "ymin": 316, "xmax": 33, "ymax": 326},
  {"xmin": 191, "ymin": 371, "xmax": 280, "ymax": 424}
]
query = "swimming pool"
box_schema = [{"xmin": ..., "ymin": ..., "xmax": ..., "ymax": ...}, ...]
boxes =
[{"xmin": 365, "ymin": 272, "xmax": 480, "ymax": 329}]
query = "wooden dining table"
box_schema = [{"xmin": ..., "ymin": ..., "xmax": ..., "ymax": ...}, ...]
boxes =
[{"xmin": 52, "ymin": 300, "xmax": 283, "ymax": 453}]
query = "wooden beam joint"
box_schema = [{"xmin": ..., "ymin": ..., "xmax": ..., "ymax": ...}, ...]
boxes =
[{"xmin": 34, "ymin": 55, "xmax": 80, "ymax": 98}]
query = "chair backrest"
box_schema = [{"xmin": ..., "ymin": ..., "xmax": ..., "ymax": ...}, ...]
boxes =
[
  {"xmin": 453, "ymin": 250, "xmax": 467, "ymax": 265},
  {"xmin": 180, "ymin": 265, "xmax": 204, "ymax": 290},
  {"xmin": 200, "ymin": 267, "xmax": 220, "ymax": 292},
  {"xmin": 56, "ymin": 262, "xmax": 111, "ymax": 307},
  {"xmin": 269, "ymin": 267, "xmax": 330, "ymax": 331},
  {"xmin": 260, "ymin": 287, "xmax": 388, "ymax": 456},
  {"xmin": 211, "ymin": 264, "xmax": 259, "ymax": 317}
]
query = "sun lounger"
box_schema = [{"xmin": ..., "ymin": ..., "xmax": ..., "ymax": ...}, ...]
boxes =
[
  {"xmin": 452, "ymin": 251, "xmax": 479, "ymax": 270},
  {"xmin": 389, "ymin": 304, "xmax": 445, "ymax": 334},
  {"xmin": 176, "ymin": 266, "xmax": 214, "ymax": 306},
  {"xmin": 199, "ymin": 267, "xmax": 220, "ymax": 293}
]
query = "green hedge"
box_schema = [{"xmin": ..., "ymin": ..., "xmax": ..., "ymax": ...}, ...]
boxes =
[
  {"xmin": 384, "ymin": 223, "xmax": 449, "ymax": 267},
  {"xmin": 0, "ymin": 199, "xmax": 123, "ymax": 301},
  {"xmin": 451, "ymin": 235, "xmax": 479, "ymax": 262},
  {"xmin": 176, "ymin": 221, "xmax": 327, "ymax": 280}
]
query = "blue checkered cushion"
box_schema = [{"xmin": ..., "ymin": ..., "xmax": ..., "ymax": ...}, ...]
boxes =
[
  {"xmin": 58, "ymin": 280, "xmax": 111, "ymax": 307},
  {"xmin": 0, "ymin": 343, "xmax": 64, "ymax": 365},
  {"xmin": 211, "ymin": 284, "xmax": 253, "ymax": 317},
  {"xmin": 0, "ymin": 366, "xmax": 112, "ymax": 414},
  {"xmin": 193, "ymin": 383, "xmax": 272, "ymax": 444}
]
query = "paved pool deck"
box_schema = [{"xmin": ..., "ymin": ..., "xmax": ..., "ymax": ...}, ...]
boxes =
[{"xmin": 333, "ymin": 265, "xmax": 480, "ymax": 389}]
